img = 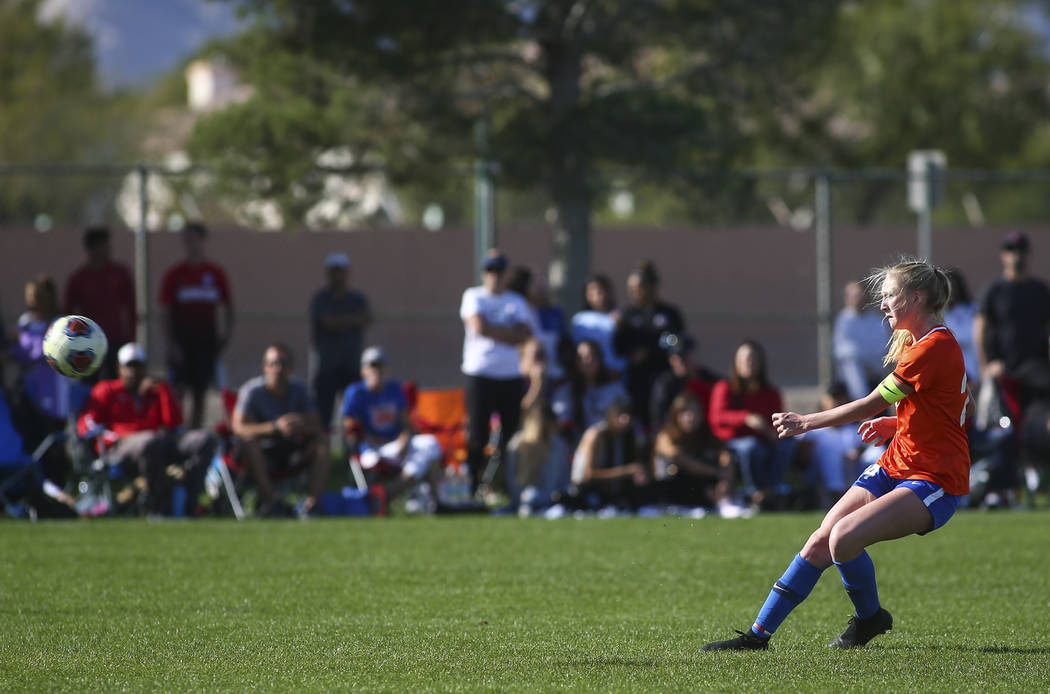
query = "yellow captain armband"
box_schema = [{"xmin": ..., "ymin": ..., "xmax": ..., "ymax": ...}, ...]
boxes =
[{"xmin": 878, "ymin": 374, "xmax": 908, "ymax": 404}]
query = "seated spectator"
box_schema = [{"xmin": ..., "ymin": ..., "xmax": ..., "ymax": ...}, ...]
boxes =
[
  {"xmin": 649, "ymin": 332, "xmax": 721, "ymax": 432},
  {"xmin": 571, "ymin": 273, "xmax": 626, "ymax": 374},
  {"xmin": 232, "ymin": 344, "xmax": 329, "ymax": 517},
  {"xmin": 708, "ymin": 339, "xmax": 797, "ymax": 508},
  {"xmin": 652, "ymin": 393, "xmax": 750, "ymax": 517},
  {"xmin": 833, "ymin": 280, "xmax": 890, "ymax": 401},
  {"xmin": 569, "ymin": 397, "xmax": 652, "ymax": 511},
  {"xmin": 0, "ymin": 387, "xmax": 76, "ymax": 518},
  {"xmin": 78, "ymin": 343, "xmax": 216, "ymax": 516},
  {"xmin": 8, "ymin": 276, "xmax": 74, "ymax": 488},
  {"xmin": 553, "ymin": 339, "xmax": 628, "ymax": 444},
  {"xmin": 341, "ymin": 345, "xmax": 442, "ymax": 513},
  {"xmin": 614, "ymin": 261, "xmax": 685, "ymax": 431},
  {"xmin": 796, "ymin": 381, "xmax": 870, "ymax": 508},
  {"xmin": 504, "ymin": 338, "xmax": 570, "ymax": 514}
]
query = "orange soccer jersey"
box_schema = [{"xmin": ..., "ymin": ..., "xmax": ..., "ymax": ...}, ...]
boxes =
[{"xmin": 878, "ymin": 326, "xmax": 970, "ymax": 495}]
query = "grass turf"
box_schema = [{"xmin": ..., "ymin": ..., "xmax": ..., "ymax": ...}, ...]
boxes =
[{"xmin": 1, "ymin": 511, "xmax": 1048, "ymax": 693}]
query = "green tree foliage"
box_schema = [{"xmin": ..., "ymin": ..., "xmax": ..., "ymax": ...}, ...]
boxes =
[
  {"xmin": 0, "ymin": 0, "xmax": 139, "ymax": 225},
  {"xmin": 191, "ymin": 0, "xmax": 841, "ymax": 303},
  {"xmin": 756, "ymin": 0, "xmax": 1050, "ymax": 223}
]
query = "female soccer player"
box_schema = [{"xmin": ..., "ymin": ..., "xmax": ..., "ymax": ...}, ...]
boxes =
[{"xmin": 702, "ymin": 259, "xmax": 973, "ymax": 651}]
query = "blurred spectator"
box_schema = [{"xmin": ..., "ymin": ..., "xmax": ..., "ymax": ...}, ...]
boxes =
[
  {"xmin": 832, "ymin": 280, "xmax": 890, "ymax": 401},
  {"xmin": 649, "ymin": 332, "xmax": 721, "ymax": 431},
  {"xmin": 796, "ymin": 381, "xmax": 870, "ymax": 508},
  {"xmin": 569, "ymin": 397, "xmax": 652, "ymax": 511},
  {"xmin": 943, "ymin": 267, "xmax": 980, "ymax": 384},
  {"xmin": 0, "ymin": 388, "xmax": 76, "ymax": 518},
  {"xmin": 63, "ymin": 226, "xmax": 135, "ymax": 380},
  {"xmin": 310, "ymin": 252, "xmax": 372, "ymax": 431},
  {"xmin": 232, "ymin": 344, "xmax": 329, "ymax": 517},
  {"xmin": 975, "ymin": 231, "xmax": 1050, "ymax": 390},
  {"xmin": 459, "ymin": 249, "xmax": 533, "ymax": 492},
  {"xmin": 341, "ymin": 346, "xmax": 441, "ymax": 513},
  {"xmin": 708, "ymin": 339, "xmax": 797, "ymax": 508},
  {"xmin": 571, "ymin": 274, "xmax": 626, "ymax": 374},
  {"xmin": 553, "ymin": 339, "xmax": 628, "ymax": 444},
  {"xmin": 9, "ymin": 276, "xmax": 73, "ymax": 487},
  {"xmin": 652, "ymin": 392, "xmax": 749, "ymax": 517},
  {"xmin": 78, "ymin": 343, "xmax": 216, "ymax": 516},
  {"xmin": 160, "ymin": 222, "xmax": 234, "ymax": 429},
  {"xmin": 614, "ymin": 261, "xmax": 685, "ymax": 431},
  {"xmin": 504, "ymin": 338, "xmax": 570, "ymax": 514},
  {"xmin": 1015, "ymin": 337, "xmax": 1050, "ymax": 501},
  {"xmin": 973, "ymin": 232, "xmax": 1050, "ymax": 505},
  {"xmin": 518, "ymin": 269, "xmax": 570, "ymax": 382}
]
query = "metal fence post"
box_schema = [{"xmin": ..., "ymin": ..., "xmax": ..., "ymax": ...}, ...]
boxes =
[
  {"xmin": 815, "ymin": 173, "xmax": 833, "ymax": 387},
  {"xmin": 135, "ymin": 164, "xmax": 151, "ymax": 356},
  {"xmin": 473, "ymin": 119, "xmax": 496, "ymax": 283}
]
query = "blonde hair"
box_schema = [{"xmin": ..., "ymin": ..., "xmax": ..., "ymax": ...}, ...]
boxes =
[{"xmin": 866, "ymin": 258, "xmax": 952, "ymax": 366}]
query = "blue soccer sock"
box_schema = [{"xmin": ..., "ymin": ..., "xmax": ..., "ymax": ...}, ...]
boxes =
[
  {"xmin": 834, "ymin": 551, "xmax": 880, "ymax": 619},
  {"xmin": 750, "ymin": 553, "xmax": 826, "ymax": 639}
]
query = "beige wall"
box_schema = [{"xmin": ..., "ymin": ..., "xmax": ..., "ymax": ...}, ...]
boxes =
[{"xmin": 2, "ymin": 223, "xmax": 1047, "ymax": 390}]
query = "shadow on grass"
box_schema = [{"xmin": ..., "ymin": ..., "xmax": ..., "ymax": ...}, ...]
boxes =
[{"xmin": 883, "ymin": 644, "xmax": 1050, "ymax": 655}]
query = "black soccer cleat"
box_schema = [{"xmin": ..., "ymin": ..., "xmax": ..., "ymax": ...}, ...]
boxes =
[
  {"xmin": 701, "ymin": 629, "xmax": 770, "ymax": 652},
  {"xmin": 828, "ymin": 607, "xmax": 893, "ymax": 649}
]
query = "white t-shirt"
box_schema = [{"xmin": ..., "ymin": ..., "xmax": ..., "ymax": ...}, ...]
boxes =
[{"xmin": 460, "ymin": 286, "xmax": 534, "ymax": 378}]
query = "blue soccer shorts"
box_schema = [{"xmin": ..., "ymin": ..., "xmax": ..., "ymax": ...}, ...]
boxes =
[{"xmin": 853, "ymin": 464, "xmax": 961, "ymax": 534}]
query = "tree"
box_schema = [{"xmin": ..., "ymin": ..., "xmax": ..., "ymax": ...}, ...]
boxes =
[
  {"xmin": 0, "ymin": 0, "xmax": 141, "ymax": 225},
  {"xmin": 754, "ymin": 0, "xmax": 1050, "ymax": 224},
  {"xmin": 191, "ymin": 0, "xmax": 841, "ymax": 305}
]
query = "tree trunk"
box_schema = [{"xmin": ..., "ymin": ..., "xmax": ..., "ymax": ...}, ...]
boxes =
[{"xmin": 550, "ymin": 190, "xmax": 592, "ymax": 313}]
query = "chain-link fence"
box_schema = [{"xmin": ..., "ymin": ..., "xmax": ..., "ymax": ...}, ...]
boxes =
[{"xmin": 2, "ymin": 164, "xmax": 1049, "ymax": 401}]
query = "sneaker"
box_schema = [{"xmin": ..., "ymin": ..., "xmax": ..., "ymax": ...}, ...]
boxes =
[
  {"xmin": 828, "ymin": 607, "xmax": 893, "ymax": 649},
  {"xmin": 700, "ymin": 629, "xmax": 770, "ymax": 652}
]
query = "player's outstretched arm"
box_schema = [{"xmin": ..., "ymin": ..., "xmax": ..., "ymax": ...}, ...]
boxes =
[{"xmin": 773, "ymin": 387, "xmax": 899, "ymax": 438}]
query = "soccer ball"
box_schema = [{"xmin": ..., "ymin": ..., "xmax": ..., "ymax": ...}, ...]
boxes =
[{"xmin": 42, "ymin": 315, "xmax": 108, "ymax": 379}]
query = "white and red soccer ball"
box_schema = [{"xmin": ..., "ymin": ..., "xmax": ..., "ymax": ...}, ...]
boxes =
[{"xmin": 42, "ymin": 315, "xmax": 108, "ymax": 379}]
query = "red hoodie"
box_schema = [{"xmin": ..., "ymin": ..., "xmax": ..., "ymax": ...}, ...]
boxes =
[{"xmin": 78, "ymin": 378, "xmax": 182, "ymax": 448}]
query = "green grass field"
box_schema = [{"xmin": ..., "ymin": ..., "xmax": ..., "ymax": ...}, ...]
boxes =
[{"xmin": 2, "ymin": 511, "xmax": 1048, "ymax": 693}]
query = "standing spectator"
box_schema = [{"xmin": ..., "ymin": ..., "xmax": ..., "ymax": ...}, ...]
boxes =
[
  {"xmin": 614, "ymin": 261, "xmax": 685, "ymax": 431},
  {"xmin": 63, "ymin": 226, "xmax": 135, "ymax": 380},
  {"xmin": 526, "ymin": 272, "xmax": 570, "ymax": 382},
  {"xmin": 9, "ymin": 276, "xmax": 73, "ymax": 487},
  {"xmin": 232, "ymin": 344, "xmax": 329, "ymax": 517},
  {"xmin": 553, "ymin": 339, "xmax": 629, "ymax": 444},
  {"xmin": 833, "ymin": 281, "xmax": 890, "ymax": 401},
  {"xmin": 571, "ymin": 274, "xmax": 626, "ymax": 374},
  {"xmin": 459, "ymin": 249, "xmax": 533, "ymax": 492},
  {"xmin": 159, "ymin": 222, "xmax": 234, "ymax": 429},
  {"xmin": 974, "ymin": 231, "xmax": 1050, "ymax": 396},
  {"xmin": 505, "ymin": 338, "xmax": 570, "ymax": 513},
  {"xmin": 652, "ymin": 393, "xmax": 749, "ymax": 517},
  {"xmin": 77, "ymin": 343, "xmax": 216, "ymax": 516},
  {"xmin": 708, "ymin": 339, "xmax": 797, "ymax": 508},
  {"xmin": 309, "ymin": 252, "xmax": 372, "ymax": 431},
  {"xmin": 649, "ymin": 332, "xmax": 721, "ymax": 431},
  {"xmin": 341, "ymin": 346, "xmax": 442, "ymax": 513},
  {"xmin": 943, "ymin": 267, "xmax": 980, "ymax": 385}
]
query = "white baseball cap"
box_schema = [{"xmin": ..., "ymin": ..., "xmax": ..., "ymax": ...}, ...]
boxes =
[
  {"xmin": 360, "ymin": 345, "xmax": 387, "ymax": 366},
  {"xmin": 118, "ymin": 342, "xmax": 147, "ymax": 366}
]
